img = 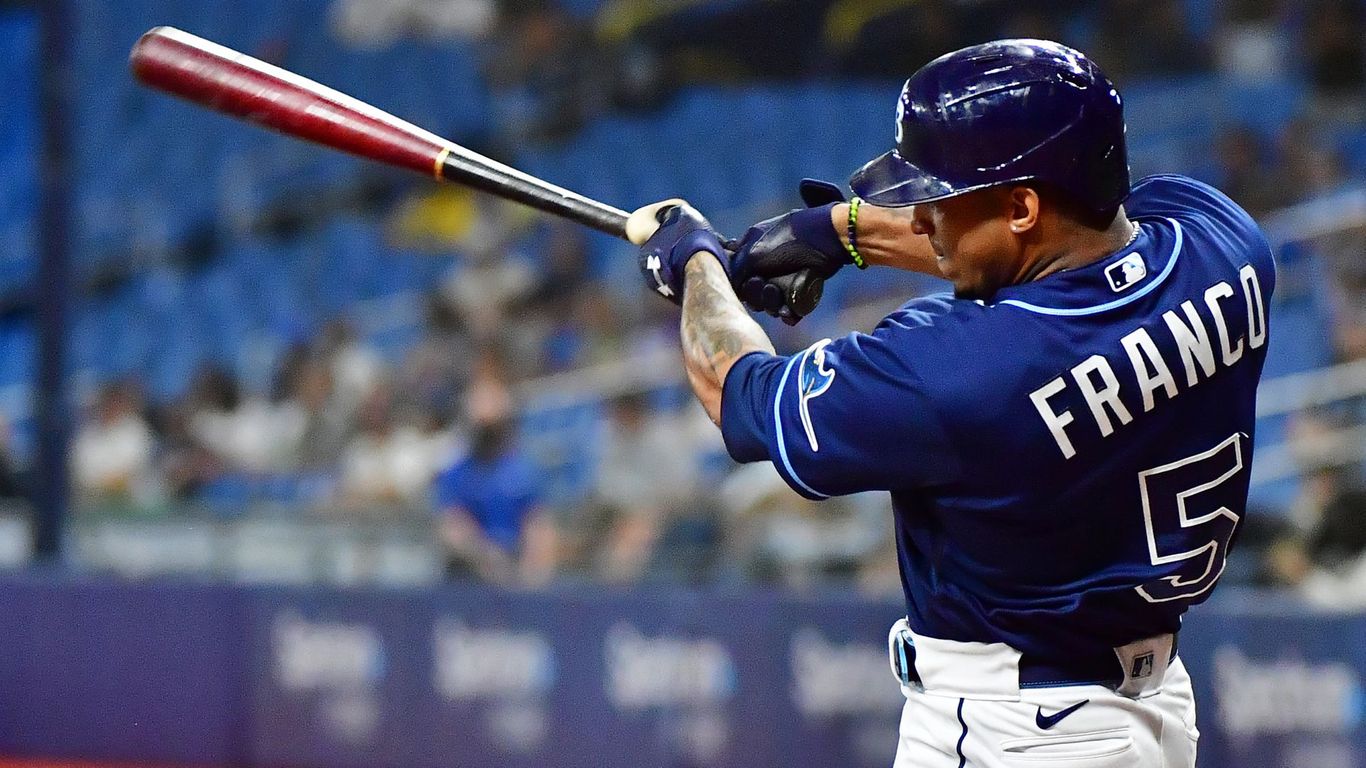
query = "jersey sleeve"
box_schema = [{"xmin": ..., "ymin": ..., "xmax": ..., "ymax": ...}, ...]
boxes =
[{"xmin": 719, "ymin": 324, "xmax": 961, "ymax": 499}]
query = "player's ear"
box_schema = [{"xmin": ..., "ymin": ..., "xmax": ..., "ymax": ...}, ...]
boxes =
[{"xmin": 1006, "ymin": 186, "xmax": 1041, "ymax": 235}]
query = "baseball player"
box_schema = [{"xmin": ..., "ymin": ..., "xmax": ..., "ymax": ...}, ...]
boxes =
[{"xmin": 628, "ymin": 40, "xmax": 1273, "ymax": 766}]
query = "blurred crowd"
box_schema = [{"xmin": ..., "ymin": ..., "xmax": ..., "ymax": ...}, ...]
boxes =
[
  {"xmin": 446, "ymin": 0, "xmax": 1366, "ymax": 142},
  {"xmin": 55, "ymin": 294, "xmax": 898, "ymax": 591},
  {"xmin": 2, "ymin": 0, "xmax": 1365, "ymax": 598}
]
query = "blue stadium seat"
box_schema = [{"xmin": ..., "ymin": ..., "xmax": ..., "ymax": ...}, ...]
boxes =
[
  {"xmin": 1219, "ymin": 79, "xmax": 1305, "ymax": 139},
  {"xmin": 0, "ymin": 320, "xmax": 34, "ymax": 391}
]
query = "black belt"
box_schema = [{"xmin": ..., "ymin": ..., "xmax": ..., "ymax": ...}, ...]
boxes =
[
  {"xmin": 1018, "ymin": 633, "xmax": 1179, "ymax": 689},
  {"xmin": 891, "ymin": 625, "xmax": 1180, "ymax": 692}
]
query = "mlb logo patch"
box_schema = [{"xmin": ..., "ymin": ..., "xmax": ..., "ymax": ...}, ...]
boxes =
[
  {"xmin": 1131, "ymin": 652, "xmax": 1155, "ymax": 678},
  {"xmin": 1104, "ymin": 253, "xmax": 1147, "ymax": 293}
]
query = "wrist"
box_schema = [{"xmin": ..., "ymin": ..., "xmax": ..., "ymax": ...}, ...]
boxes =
[
  {"xmin": 831, "ymin": 203, "xmax": 849, "ymax": 243},
  {"xmin": 682, "ymin": 238, "xmax": 728, "ymax": 274},
  {"xmin": 684, "ymin": 250, "xmax": 709, "ymax": 271},
  {"xmin": 791, "ymin": 203, "xmax": 848, "ymax": 263}
]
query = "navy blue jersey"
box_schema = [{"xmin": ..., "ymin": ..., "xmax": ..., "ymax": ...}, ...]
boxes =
[{"xmin": 721, "ymin": 175, "xmax": 1274, "ymax": 665}]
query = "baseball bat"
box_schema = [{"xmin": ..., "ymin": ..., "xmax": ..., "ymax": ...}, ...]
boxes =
[{"xmin": 128, "ymin": 26, "xmax": 822, "ymax": 319}]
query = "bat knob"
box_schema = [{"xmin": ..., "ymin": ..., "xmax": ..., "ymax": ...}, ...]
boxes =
[
  {"xmin": 769, "ymin": 269, "xmax": 825, "ymax": 325},
  {"xmin": 625, "ymin": 199, "xmax": 687, "ymax": 246}
]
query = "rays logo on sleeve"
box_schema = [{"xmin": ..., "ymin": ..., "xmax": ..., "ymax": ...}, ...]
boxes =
[{"xmin": 797, "ymin": 339, "xmax": 836, "ymax": 451}]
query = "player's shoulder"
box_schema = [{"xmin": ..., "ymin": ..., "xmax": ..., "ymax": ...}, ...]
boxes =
[
  {"xmin": 842, "ymin": 292, "xmax": 1001, "ymax": 375},
  {"xmin": 1128, "ymin": 174, "xmax": 1265, "ymax": 243},
  {"xmin": 868, "ymin": 289, "xmax": 999, "ymax": 344},
  {"xmin": 1128, "ymin": 173, "xmax": 1239, "ymax": 212},
  {"xmin": 879, "ymin": 292, "xmax": 984, "ymax": 330}
]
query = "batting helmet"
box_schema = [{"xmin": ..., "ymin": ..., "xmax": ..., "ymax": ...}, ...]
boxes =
[{"xmin": 849, "ymin": 39, "xmax": 1130, "ymax": 213}]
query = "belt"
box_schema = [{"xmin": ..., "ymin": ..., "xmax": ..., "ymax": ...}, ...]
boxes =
[
  {"xmin": 890, "ymin": 620, "xmax": 1178, "ymax": 698},
  {"xmin": 1018, "ymin": 633, "xmax": 1179, "ymax": 689}
]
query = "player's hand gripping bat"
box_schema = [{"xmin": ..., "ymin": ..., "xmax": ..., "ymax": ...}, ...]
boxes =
[{"xmin": 128, "ymin": 27, "xmax": 823, "ymax": 319}]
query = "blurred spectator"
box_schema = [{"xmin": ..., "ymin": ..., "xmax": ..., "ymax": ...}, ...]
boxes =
[
  {"xmin": 1305, "ymin": 474, "xmax": 1366, "ymax": 571},
  {"xmin": 586, "ymin": 392, "xmax": 700, "ymax": 583},
  {"xmin": 331, "ymin": 0, "xmax": 496, "ymax": 47},
  {"xmin": 388, "ymin": 181, "xmax": 540, "ymax": 265},
  {"xmin": 153, "ymin": 402, "xmax": 225, "ymax": 501},
  {"xmin": 1209, "ymin": 127, "xmax": 1288, "ymax": 218},
  {"xmin": 397, "ymin": 296, "xmax": 473, "ymax": 424},
  {"xmin": 1268, "ymin": 464, "xmax": 1366, "ymax": 607},
  {"xmin": 433, "ymin": 384, "xmax": 557, "ymax": 586},
  {"xmin": 278, "ymin": 357, "xmax": 352, "ymax": 471},
  {"xmin": 1275, "ymin": 118, "xmax": 1350, "ymax": 201},
  {"xmin": 72, "ymin": 382, "xmax": 155, "ymax": 503},
  {"xmin": 318, "ymin": 320, "xmax": 384, "ymax": 417},
  {"xmin": 1094, "ymin": 0, "xmax": 1212, "ymax": 79},
  {"xmin": 1215, "ymin": 0, "xmax": 1291, "ymax": 81},
  {"xmin": 469, "ymin": 353, "xmax": 513, "ymax": 410},
  {"xmin": 388, "ymin": 186, "xmax": 485, "ymax": 252},
  {"xmin": 569, "ymin": 285, "xmax": 628, "ymax": 366},
  {"xmin": 440, "ymin": 230, "xmax": 538, "ymax": 344},
  {"xmin": 187, "ymin": 366, "xmax": 294, "ymax": 473},
  {"xmin": 1324, "ymin": 238, "xmax": 1366, "ymax": 361},
  {"xmin": 487, "ymin": 2, "xmax": 606, "ymax": 141},
  {"xmin": 718, "ymin": 462, "xmax": 886, "ymax": 589},
  {"xmin": 524, "ymin": 222, "xmax": 592, "ymax": 311},
  {"xmin": 1304, "ymin": 0, "xmax": 1366, "ymax": 122},
  {"xmin": 339, "ymin": 384, "xmax": 448, "ymax": 509}
]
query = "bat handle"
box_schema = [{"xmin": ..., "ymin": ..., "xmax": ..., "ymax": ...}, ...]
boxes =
[{"xmin": 438, "ymin": 151, "xmax": 631, "ymax": 238}]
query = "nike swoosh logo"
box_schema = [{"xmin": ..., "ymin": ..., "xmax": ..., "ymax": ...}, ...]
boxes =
[{"xmin": 1035, "ymin": 700, "xmax": 1090, "ymax": 730}]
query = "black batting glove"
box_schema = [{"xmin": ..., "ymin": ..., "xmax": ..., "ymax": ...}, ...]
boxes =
[{"xmin": 729, "ymin": 184, "xmax": 852, "ymax": 323}]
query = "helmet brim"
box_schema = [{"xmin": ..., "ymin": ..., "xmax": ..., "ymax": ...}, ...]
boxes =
[{"xmin": 849, "ymin": 150, "xmax": 961, "ymax": 207}]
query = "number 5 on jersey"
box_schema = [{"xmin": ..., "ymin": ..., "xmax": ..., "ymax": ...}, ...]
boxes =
[{"xmin": 1136, "ymin": 433, "xmax": 1247, "ymax": 604}]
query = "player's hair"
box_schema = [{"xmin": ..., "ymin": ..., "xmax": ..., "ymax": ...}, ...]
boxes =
[{"xmin": 1023, "ymin": 181, "xmax": 1121, "ymax": 232}]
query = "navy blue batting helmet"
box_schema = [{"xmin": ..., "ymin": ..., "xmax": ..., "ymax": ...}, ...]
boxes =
[{"xmin": 849, "ymin": 39, "xmax": 1130, "ymax": 213}]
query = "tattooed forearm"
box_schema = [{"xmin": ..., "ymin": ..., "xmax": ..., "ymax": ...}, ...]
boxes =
[{"xmin": 681, "ymin": 255, "xmax": 774, "ymax": 423}]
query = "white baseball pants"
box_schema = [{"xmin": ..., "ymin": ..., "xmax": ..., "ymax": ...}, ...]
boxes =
[{"xmin": 889, "ymin": 623, "xmax": 1199, "ymax": 767}]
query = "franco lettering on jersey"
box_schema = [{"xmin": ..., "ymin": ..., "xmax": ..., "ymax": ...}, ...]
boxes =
[
  {"xmin": 797, "ymin": 339, "xmax": 836, "ymax": 452},
  {"xmin": 1029, "ymin": 264, "xmax": 1269, "ymax": 459}
]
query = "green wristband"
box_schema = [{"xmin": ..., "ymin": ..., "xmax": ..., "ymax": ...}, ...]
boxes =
[{"xmin": 844, "ymin": 197, "xmax": 867, "ymax": 269}]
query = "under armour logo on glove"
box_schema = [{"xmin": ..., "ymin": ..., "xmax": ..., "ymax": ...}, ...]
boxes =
[
  {"xmin": 645, "ymin": 254, "xmax": 674, "ymax": 298},
  {"xmin": 635, "ymin": 203, "xmax": 729, "ymax": 306}
]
